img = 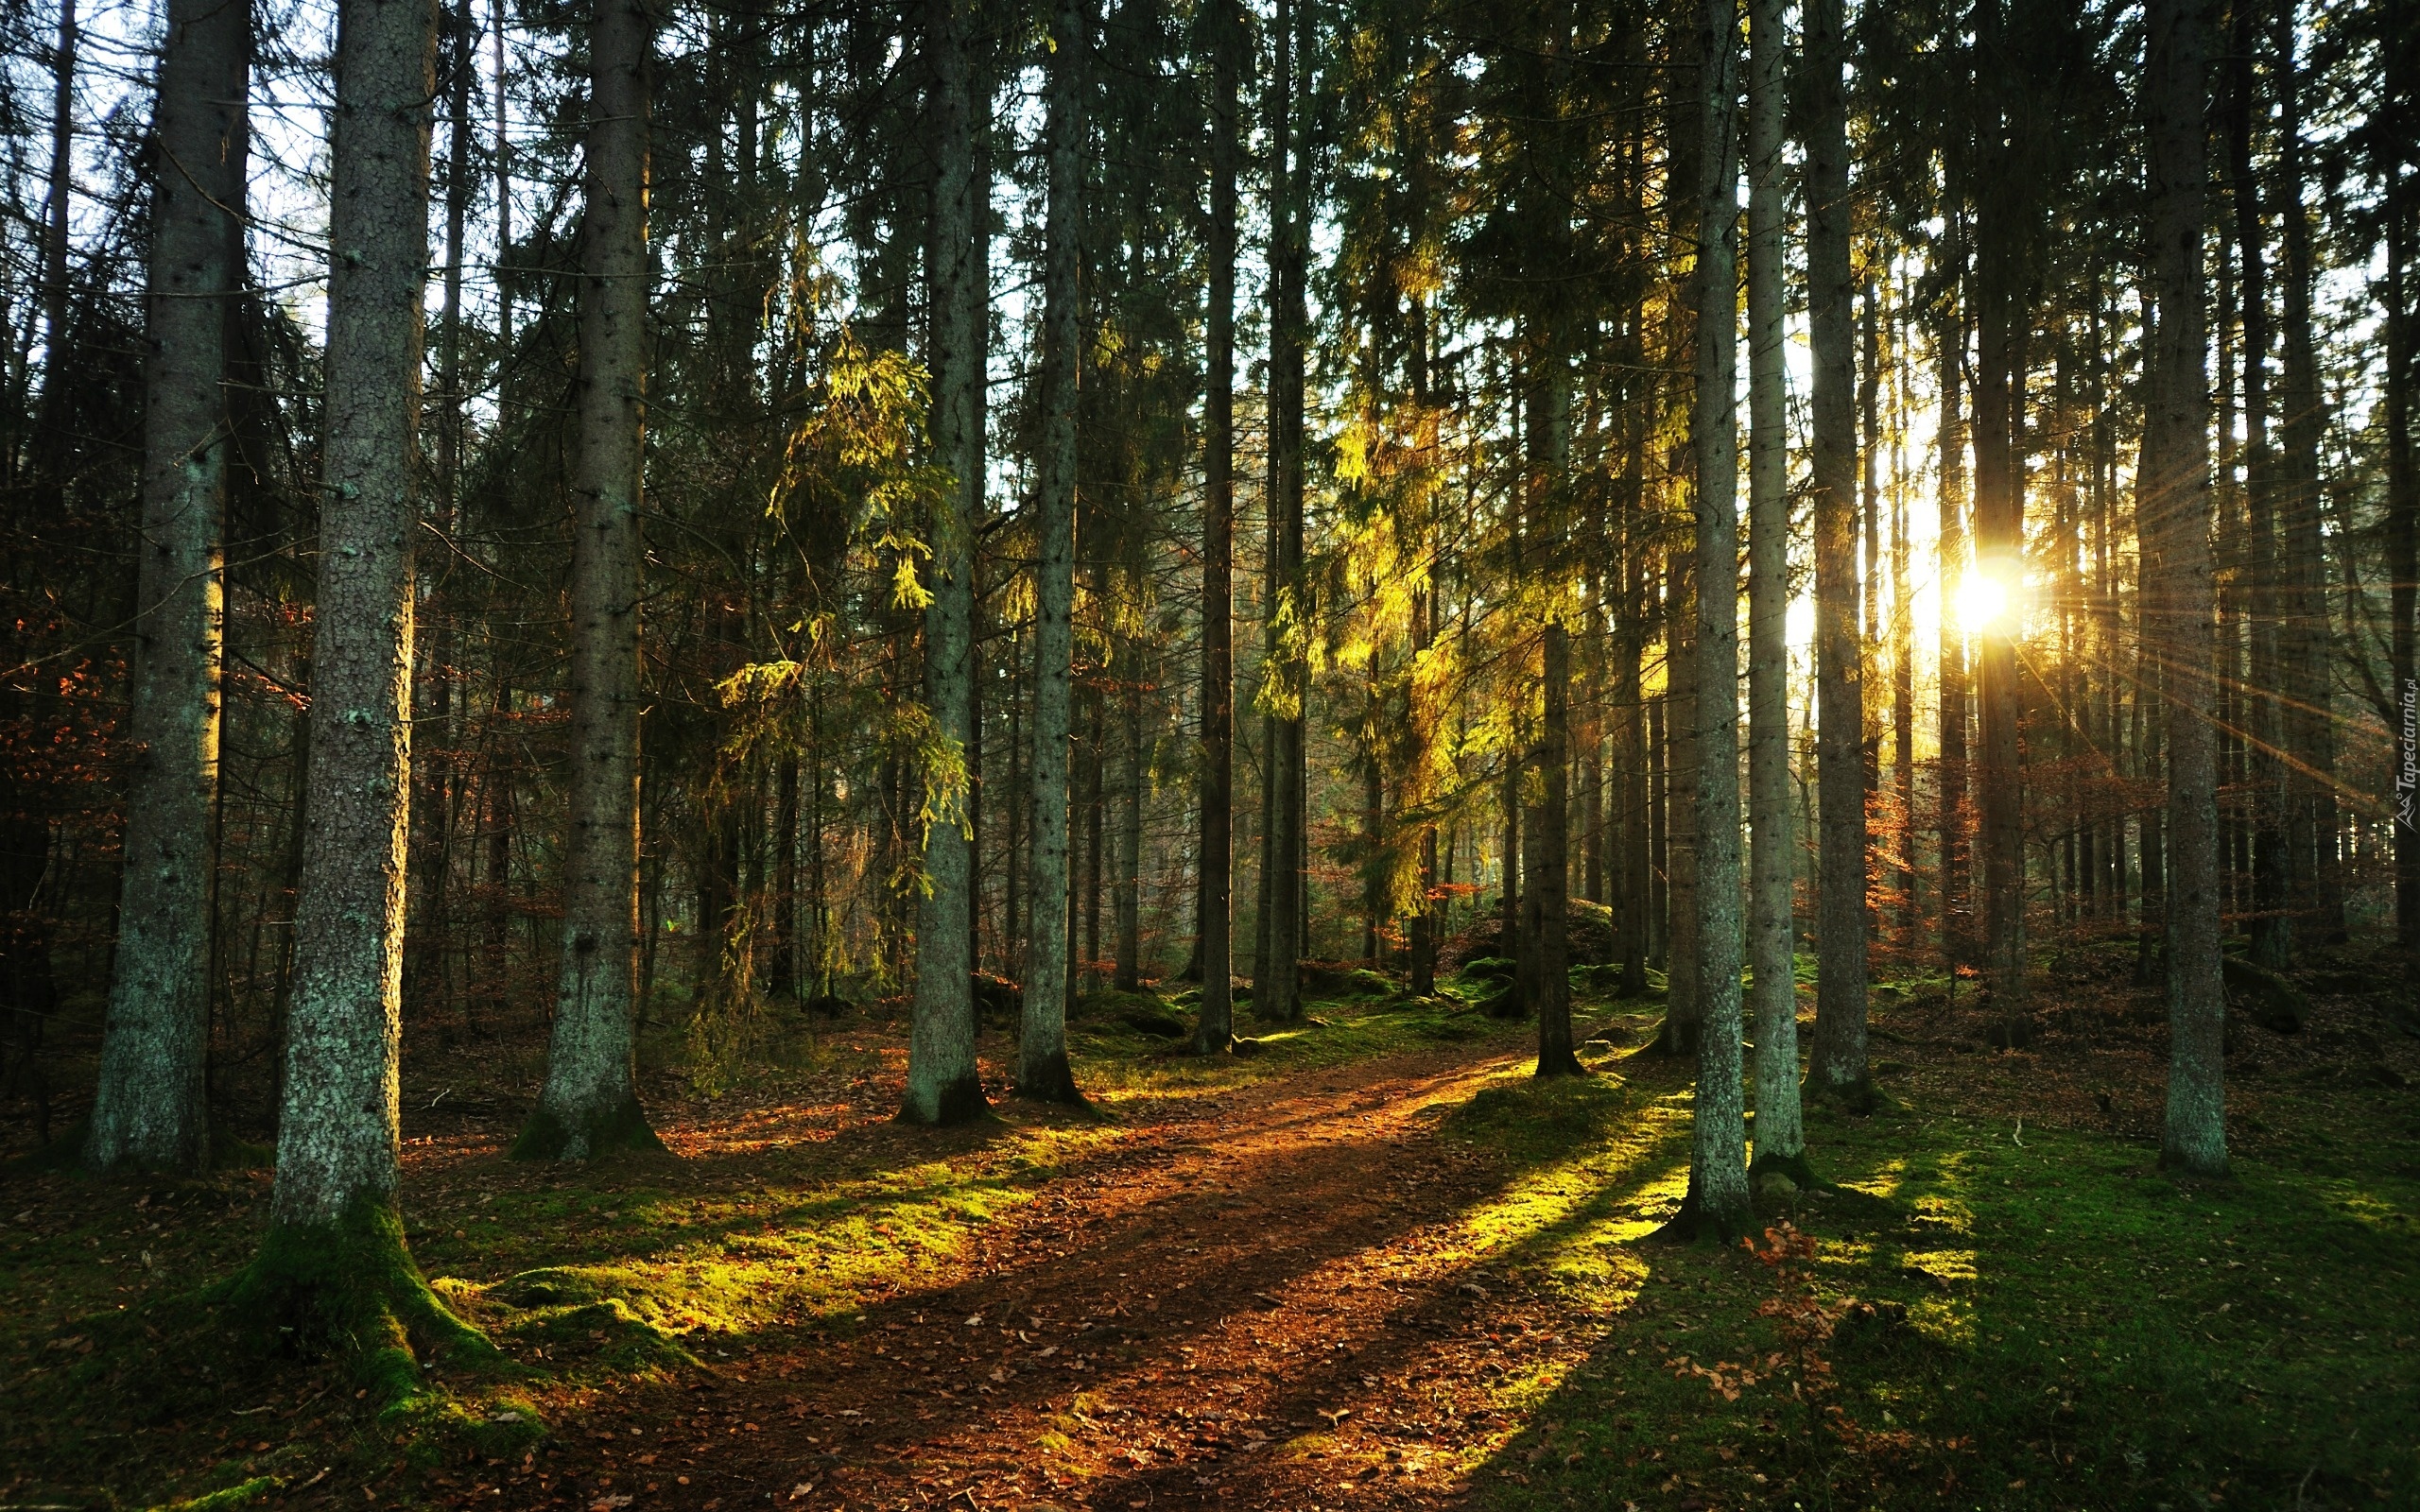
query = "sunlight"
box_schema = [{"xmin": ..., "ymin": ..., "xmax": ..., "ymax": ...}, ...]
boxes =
[{"xmin": 1954, "ymin": 568, "xmax": 2014, "ymax": 635}]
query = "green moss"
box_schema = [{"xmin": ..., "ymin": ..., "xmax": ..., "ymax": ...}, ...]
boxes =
[
  {"xmin": 147, "ymin": 1474, "xmax": 282, "ymax": 1510},
  {"xmin": 220, "ymin": 1199, "xmax": 495, "ymax": 1408}
]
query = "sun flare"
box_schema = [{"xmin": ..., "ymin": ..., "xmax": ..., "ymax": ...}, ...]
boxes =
[{"xmin": 1955, "ymin": 570, "xmax": 2014, "ymax": 634}]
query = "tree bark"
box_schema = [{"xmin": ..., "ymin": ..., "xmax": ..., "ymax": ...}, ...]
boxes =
[
  {"xmin": 1534, "ymin": 622, "xmax": 1581, "ymax": 1074},
  {"xmin": 1677, "ymin": 0, "xmax": 1748, "ymax": 1236},
  {"xmin": 1114, "ymin": 669, "xmax": 1143, "ymax": 990},
  {"xmin": 2272, "ymin": 13, "xmax": 2337, "ymax": 942},
  {"xmin": 519, "ymin": 0, "xmax": 659, "ymax": 1160},
  {"xmin": 1936, "ymin": 302, "xmax": 1969, "ymax": 975},
  {"xmin": 84, "ymin": 0, "xmax": 251, "ymax": 1173},
  {"xmin": 1744, "ymin": 0, "xmax": 1803, "ymax": 1173},
  {"xmin": 1973, "ymin": 0, "xmax": 2029, "ymax": 1040},
  {"xmin": 2147, "ymin": 0, "xmax": 2226, "ymax": 1178},
  {"xmin": 244, "ymin": 0, "xmax": 484, "ymax": 1367},
  {"xmin": 1256, "ymin": 0, "xmax": 1308, "ymax": 1023},
  {"xmin": 903, "ymin": 0, "xmax": 989, "ymax": 1125},
  {"xmin": 2226, "ymin": 8, "xmax": 2289, "ymax": 969},
  {"xmin": 1018, "ymin": 0, "xmax": 1087, "ymax": 1103},
  {"xmin": 1191, "ymin": 0, "xmax": 1238, "ymax": 1053},
  {"xmin": 1806, "ymin": 0, "xmax": 1871, "ymax": 1103}
]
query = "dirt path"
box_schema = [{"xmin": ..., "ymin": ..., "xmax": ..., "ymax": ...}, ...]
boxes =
[{"xmin": 510, "ymin": 1041, "xmax": 1626, "ymax": 1512}]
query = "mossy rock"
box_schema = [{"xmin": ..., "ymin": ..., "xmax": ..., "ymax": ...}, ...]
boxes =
[
  {"xmin": 493, "ymin": 1267, "xmax": 606, "ymax": 1309},
  {"xmin": 1119, "ymin": 1007, "xmax": 1189, "ymax": 1040}
]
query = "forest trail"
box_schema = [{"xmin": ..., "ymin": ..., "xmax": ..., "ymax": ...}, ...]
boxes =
[{"xmin": 529, "ymin": 1039, "xmax": 1633, "ymax": 1512}]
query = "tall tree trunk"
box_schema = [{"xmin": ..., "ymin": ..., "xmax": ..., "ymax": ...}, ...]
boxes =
[
  {"xmin": 1534, "ymin": 623, "xmax": 1581, "ymax": 1074},
  {"xmin": 405, "ymin": 0, "xmax": 474, "ymax": 1026},
  {"xmin": 1191, "ymin": 0, "xmax": 1238, "ymax": 1053},
  {"xmin": 2386, "ymin": 50, "xmax": 2420, "ymax": 956},
  {"xmin": 1256, "ymin": 0, "xmax": 1308, "ymax": 1023},
  {"xmin": 243, "ymin": 0, "xmax": 481, "ymax": 1357},
  {"xmin": 1677, "ymin": 0, "xmax": 1748, "ymax": 1236},
  {"xmin": 1744, "ymin": 0, "xmax": 1804, "ymax": 1176},
  {"xmin": 2227, "ymin": 9, "xmax": 2290, "ymax": 969},
  {"xmin": 1806, "ymin": 0, "xmax": 1871, "ymax": 1104},
  {"xmin": 1973, "ymin": 49, "xmax": 2029, "ymax": 1042},
  {"xmin": 519, "ymin": 0, "xmax": 658, "ymax": 1159},
  {"xmin": 1656, "ymin": 0, "xmax": 1702, "ymax": 1057},
  {"xmin": 2272, "ymin": 13, "xmax": 2337, "ymax": 942},
  {"xmin": 1115, "ymin": 671, "xmax": 1143, "ymax": 990},
  {"xmin": 39, "ymin": 0, "xmax": 74, "ymax": 381},
  {"xmin": 1018, "ymin": 0, "xmax": 1087, "ymax": 1103},
  {"xmin": 2147, "ymin": 0, "xmax": 2226, "ymax": 1177},
  {"xmin": 1936, "ymin": 302, "xmax": 1969, "ymax": 976},
  {"xmin": 903, "ymin": 0, "xmax": 988, "ymax": 1125},
  {"xmin": 1616, "ymin": 308, "xmax": 1650, "ymax": 996},
  {"xmin": 84, "ymin": 0, "xmax": 251, "ymax": 1173}
]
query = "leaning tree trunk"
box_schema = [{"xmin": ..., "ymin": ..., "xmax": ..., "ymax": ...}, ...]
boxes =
[
  {"xmin": 84, "ymin": 0, "xmax": 251, "ymax": 1174},
  {"xmin": 518, "ymin": 0, "xmax": 660, "ymax": 1159},
  {"xmin": 1743, "ymin": 0, "xmax": 1805, "ymax": 1177},
  {"xmin": 1805, "ymin": 0, "xmax": 1871, "ymax": 1108},
  {"xmin": 1018, "ymin": 0, "xmax": 1087, "ymax": 1104},
  {"xmin": 1672, "ymin": 0, "xmax": 1748, "ymax": 1238},
  {"xmin": 2147, "ymin": 0, "xmax": 2226, "ymax": 1178},
  {"xmin": 902, "ymin": 0, "xmax": 989, "ymax": 1125},
  {"xmin": 1190, "ymin": 0, "xmax": 1239, "ymax": 1055},
  {"xmin": 238, "ymin": 0, "xmax": 486, "ymax": 1372}
]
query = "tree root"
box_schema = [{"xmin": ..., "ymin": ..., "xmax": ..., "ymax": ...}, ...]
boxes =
[{"xmin": 222, "ymin": 1200, "xmax": 496, "ymax": 1409}]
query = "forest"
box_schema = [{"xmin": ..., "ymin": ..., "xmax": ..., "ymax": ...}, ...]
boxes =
[{"xmin": 1, "ymin": 0, "xmax": 2417, "ymax": 1503}]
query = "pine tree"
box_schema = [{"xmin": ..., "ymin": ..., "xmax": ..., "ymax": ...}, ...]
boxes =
[
  {"xmin": 1806, "ymin": 0, "xmax": 1873, "ymax": 1108},
  {"xmin": 2146, "ymin": 0, "xmax": 2227, "ymax": 1178},
  {"xmin": 1018, "ymin": 0, "xmax": 1091, "ymax": 1104},
  {"xmin": 236, "ymin": 0, "xmax": 489, "ymax": 1366},
  {"xmin": 1745, "ymin": 0, "xmax": 1806, "ymax": 1179},
  {"xmin": 903, "ymin": 0, "xmax": 991, "ymax": 1125},
  {"xmin": 83, "ymin": 0, "xmax": 251, "ymax": 1174},
  {"xmin": 518, "ymin": 0, "xmax": 662, "ymax": 1159}
]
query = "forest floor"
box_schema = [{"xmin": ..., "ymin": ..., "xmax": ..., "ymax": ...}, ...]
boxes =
[{"xmin": 4, "ymin": 943, "xmax": 2419, "ymax": 1512}]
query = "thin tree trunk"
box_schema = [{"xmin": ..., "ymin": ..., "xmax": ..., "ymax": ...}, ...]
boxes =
[
  {"xmin": 84, "ymin": 0, "xmax": 251, "ymax": 1173},
  {"xmin": 1937, "ymin": 302, "xmax": 1968, "ymax": 976},
  {"xmin": 246, "ymin": 0, "xmax": 479, "ymax": 1352},
  {"xmin": 1256, "ymin": 0, "xmax": 1307, "ymax": 1022},
  {"xmin": 1973, "ymin": 0, "xmax": 2031, "ymax": 1040},
  {"xmin": 2147, "ymin": 0, "xmax": 2224, "ymax": 1176},
  {"xmin": 1744, "ymin": 0, "xmax": 1803, "ymax": 1175},
  {"xmin": 39, "ymin": 0, "xmax": 74, "ymax": 380},
  {"xmin": 903, "ymin": 0, "xmax": 988, "ymax": 1124},
  {"xmin": 1191, "ymin": 0, "xmax": 1238, "ymax": 1053},
  {"xmin": 1806, "ymin": 0, "xmax": 1871, "ymax": 1104},
  {"xmin": 520, "ymin": 0, "xmax": 658, "ymax": 1159},
  {"xmin": 2273, "ymin": 13, "xmax": 2337, "ymax": 941},
  {"xmin": 405, "ymin": 0, "xmax": 474, "ymax": 1026},
  {"xmin": 1535, "ymin": 622, "xmax": 1581, "ymax": 1074},
  {"xmin": 1677, "ymin": 0, "xmax": 1748, "ymax": 1236},
  {"xmin": 2227, "ymin": 10, "xmax": 2290, "ymax": 969},
  {"xmin": 1017, "ymin": 0, "xmax": 1087, "ymax": 1103},
  {"xmin": 1115, "ymin": 671, "xmax": 1143, "ymax": 990}
]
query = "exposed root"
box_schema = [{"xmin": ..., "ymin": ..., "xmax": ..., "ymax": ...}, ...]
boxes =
[{"xmin": 222, "ymin": 1200, "xmax": 496, "ymax": 1410}]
